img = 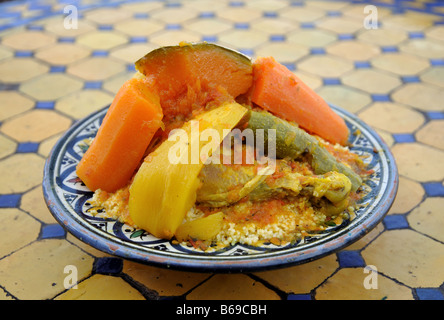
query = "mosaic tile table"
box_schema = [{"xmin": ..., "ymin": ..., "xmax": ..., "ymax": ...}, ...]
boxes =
[{"xmin": 0, "ymin": 0, "xmax": 443, "ymax": 300}]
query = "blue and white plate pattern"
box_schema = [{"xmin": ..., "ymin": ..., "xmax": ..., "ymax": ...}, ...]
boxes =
[{"xmin": 43, "ymin": 104, "xmax": 398, "ymax": 272}]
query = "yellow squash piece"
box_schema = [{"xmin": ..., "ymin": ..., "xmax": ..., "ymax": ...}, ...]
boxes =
[
  {"xmin": 175, "ymin": 212, "xmax": 224, "ymax": 242},
  {"xmin": 129, "ymin": 103, "xmax": 248, "ymax": 239}
]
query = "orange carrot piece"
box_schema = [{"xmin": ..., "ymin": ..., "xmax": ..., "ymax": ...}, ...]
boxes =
[
  {"xmin": 251, "ymin": 56, "xmax": 349, "ymax": 145},
  {"xmin": 76, "ymin": 78, "xmax": 163, "ymax": 192}
]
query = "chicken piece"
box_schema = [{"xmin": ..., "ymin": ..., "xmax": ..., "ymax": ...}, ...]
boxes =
[{"xmin": 196, "ymin": 160, "xmax": 352, "ymax": 207}]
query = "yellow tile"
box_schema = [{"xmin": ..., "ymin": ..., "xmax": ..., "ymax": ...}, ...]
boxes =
[
  {"xmin": 341, "ymin": 69, "xmax": 401, "ymax": 94},
  {"xmin": 0, "ymin": 153, "xmax": 45, "ymax": 193},
  {"xmin": 83, "ymin": 7, "xmax": 133, "ymax": 25},
  {"xmin": 416, "ymin": 120, "xmax": 444, "ymax": 151},
  {"xmin": 55, "ymin": 274, "xmax": 145, "ymax": 300},
  {"xmin": 0, "ymin": 45, "xmax": 13, "ymax": 61},
  {"xmin": 358, "ymin": 102, "xmax": 425, "ymax": 134},
  {"xmin": 38, "ymin": 132, "xmax": 62, "ymax": 158},
  {"xmin": 0, "ymin": 208, "xmax": 40, "ymax": 259},
  {"xmin": 65, "ymin": 233, "xmax": 112, "ymax": 258},
  {"xmin": 408, "ymin": 198, "xmax": 444, "ymax": 243},
  {"xmin": 151, "ymin": 7, "xmax": 199, "ymax": 24},
  {"xmin": 186, "ymin": 274, "xmax": 281, "ymax": 300},
  {"xmin": 149, "ymin": 30, "xmax": 201, "ymax": 47},
  {"xmin": 251, "ymin": 18, "xmax": 297, "ymax": 35},
  {"xmin": 76, "ymin": 31, "xmax": 128, "ymax": 50},
  {"xmin": 184, "ymin": 0, "xmax": 228, "ymax": 12},
  {"xmin": 298, "ymin": 55, "xmax": 354, "ymax": 78},
  {"xmin": 327, "ymin": 41, "xmax": 380, "ymax": 61},
  {"xmin": 358, "ymin": 28, "xmax": 408, "ymax": 46},
  {"xmin": 0, "ymin": 288, "xmax": 14, "ymax": 300},
  {"xmin": 122, "ymin": 261, "xmax": 210, "ymax": 297},
  {"xmin": 0, "ymin": 58, "xmax": 49, "ymax": 83},
  {"xmin": 44, "ymin": 18, "xmax": 96, "ymax": 37},
  {"xmin": 425, "ymin": 25, "xmax": 444, "ymax": 42},
  {"xmin": 21, "ymin": 186, "xmax": 58, "ymax": 224},
  {"xmin": 316, "ymin": 85, "xmax": 371, "ymax": 113},
  {"xmin": 0, "ymin": 239, "xmax": 94, "ymax": 300},
  {"xmin": 255, "ymin": 42, "xmax": 308, "ymax": 63},
  {"xmin": 388, "ymin": 176, "xmax": 425, "ymax": 215},
  {"xmin": 375, "ymin": 129, "xmax": 394, "ymax": 148},
  {"xmin": 293, "ymin": 70, "xmax": 323, "ymax": 90},
  {"xmin": 253, "ymin": 254, "xmax": 338, "ymax": 294},
  {"xmin": 391, "ymin": 143, "xmax": 444, "ymax": 182},
  {"xmin": 383, "ymin": 11, "xmax": 438, "ymax": 32},
  {"xmin": 114, "ymin": 19, "xmax": 165, "ymax": 37},
  {"xmin": 119, "ymin": 1, "xmax": 163, "ymax": 12},
  {"xmin": 280, "ymin": 7, "xmax": 326, "ymax": 23},
  {"xmin": 110, "ymin": 43, "xmax": 156, "ymax": 63},
  {"xmin": 1, "ymin": 109, "xmax": 71, "ymax": 142},
  {"xmin": 217, "ymin": 7, "xmax": 262, "ymax": 23},
  {"xmin": 343, "ymin": 4, "xmax": 392, "ymax": 19},
  {"xmin": 362, "ymin": 229, "xmax": 444, "ymax": 287},
  {"xmin": 315, "ymin": 268, "xmax": 413, "ymax": 300},
  {"xmin": 306, "ymin": 0, "xmax": 350, "ymax": 11},
  {"xmin": 317, "ymin": 17, "xmax": 364, "ymax": 34},
  {"xmin": 420, "ymin": 67, "xmax": 444, "ymax": 88},
  {"xmin": 371, "ymin": 53, "xmax": 429, "ymax": 76},
  {"xmin": 55, "ymin": 89, "xmax": 113, "ymax": 119},
  {"xmin": 346, "ymin": 222, "xmax": 384, "ymax": 251},
  {"xmin": 186, "ymin": 19, "xmax": 232, "ymax": 36},
  {"xmin": 399, "ymin": 39, "xmax": 444, "ymax": 59},
  {"xmin": 20, "ymin": 73, "xmax": 83, "ymax": 100},
  {"xmin": 0, "ymin": 91, "xmax": 34, "ymax": 121},
  {"xmin": 0, "ymin": 135, "xmax": 16, "ymax": 160},
  {"xmin": 102, "ymin": 71, "xmax": 134, "ymax": 94},
  {"xmin": 219, "ymin": 29, "xmax": 269, "ymax": 49},
  {"xmin": 2, "ymin": 30, "xmax": 56, "ymax": 51},
  {"xmin": 66, "ymin": 57, "xmax": 125, "ymax": 81},
  {"xmin": 35, "ymin": 43, "xmax": 91, "ymax": 65},
  {"xmin": 392, "ymin": 83, "xmax": 444, "ymax": 111},
  {"xmin": 246, "ymin": 0, "xmax": 289, "ymax": 11},
  {"xmin": 287, "ymin": 29, "xmax": 336, "ymax": 48}
]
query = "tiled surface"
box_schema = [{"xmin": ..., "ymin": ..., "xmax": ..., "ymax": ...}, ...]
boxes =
[{"xmin": 0, "ymin": 0, "xmax": 443, "ymax": 301}]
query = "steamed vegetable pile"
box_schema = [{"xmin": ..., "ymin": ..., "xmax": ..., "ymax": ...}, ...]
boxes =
[{"xmin": 77, "ymin": 42, "xmax": 370, "ymax": 249}]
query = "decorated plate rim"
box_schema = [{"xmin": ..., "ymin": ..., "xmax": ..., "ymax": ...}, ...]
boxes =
[{"xmin": 42, "ymin": 104, "xmax": 398, "ymax": 273}]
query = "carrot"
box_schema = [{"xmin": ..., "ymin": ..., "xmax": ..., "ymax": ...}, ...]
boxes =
[
  {"xmin": 76, "ymin": 78, "xmax": 163, "ymax": 192},
  {"xmin": 250, "ymin": 56, "xmax": 349, "ymax": 145}
]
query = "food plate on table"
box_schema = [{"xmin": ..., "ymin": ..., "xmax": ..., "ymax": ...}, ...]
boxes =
[{"xmin": 42, "ymin": 43, "xmax": 398, "ymax": 272}]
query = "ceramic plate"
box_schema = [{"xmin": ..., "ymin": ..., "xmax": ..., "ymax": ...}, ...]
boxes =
[{"xmin": 43, "ymin": 104, "xmax": 398, "ymax": 273}]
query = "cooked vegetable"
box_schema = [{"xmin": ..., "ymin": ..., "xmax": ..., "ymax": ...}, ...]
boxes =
[
  {"xmin": 175, "ymin": 212, "xmax": 224, "ymax": 242},
  {"xmin": 135, "ymin": 42, "xmax": 253, "ymax": 119},
  {"xmin": 197, "ymin": 160, "xmax": 352, "ymax": 208},
  {"xmin": 250, "ymin": 56, "xmax": 349, "ymax": 145},
  {"xmin": 128, "ymin": 102, "xmax": 248, "ymax": 240},
  {"xmin": 76, "ymin": 78, "xmax": 163, "ymax": 192},
  {"xmin": 246, "ymin": 110, "xmax": 362, "ymax": 191}
]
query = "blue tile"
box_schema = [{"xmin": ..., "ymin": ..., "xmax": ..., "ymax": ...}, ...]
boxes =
[
  {"xmin": 50, "ymin": 65, "xmax": 66, "ymax": 73},
  {"xmin": 300, "ymin": 22, "xmax": 315, "ymax": 29},
  {"xmin": 401, "ymin": 75, "xmax": 420, "ymax": 83},
  {"xmin": 229, "ymin": 1, "xmax": 244, "ymax": 7},
  {"xmin": 165, "ymin": 23, "xmax": 181, "ymax": 30},
  {"xmin": 200, "ymin": 12, "xmax": 215, "ymax": 18},
  {"xmin": 393, "ymin": 133, "xmax": 416, "ymax": 143},
  {"xmin": 92, "ymin": 50, "xmax": 108, "ymax": 57},
  {"xmin": 234, "ymin": 22, "xmax": 249, "ymax": 29},
  {"xmin": 323, "ymin": 78, "xmax": 341, "ymax": 85},
  {"xmin": 58, "ymin": 37, "xmax": 75, "ymax": 43},
  {"xmin": 134, "ymin": 12, "xmax": 149, "ymax": 19},
  {"xmin": 16, "ymin": 142, "xmax": 39, "ymax": 153},
  {"xmin": 426, "ymin": 111, "xmax": 444, "ymax": 120},
  {"xmin": 310, "ymin": 47, "xmax": 325, "ymax": 55},
  {"xmin": 337, "ymin": 250, "xmax": 365, "ymax": 268},
  {"xmin": 165, "ymin": 2, "xmax": 181, "ymax": 7},
  {"xmin": 263, "ymin": 11, "xmax": 278, "ymax": 18},
  {"xmin": 270, "ymin": 34, "xmax": 285, "ymax": 42},
  {"xmin": 409, "ymin": 31, "xmax": 425, "ymax": 39},
  {"xmin": 282, "ymin": 63, "xmax": 296, "ymax": 71},
  {"xmin": 126, "ymin": 64, "xmax": 136, "ymax": 72},
  {"xmin": 0, "ymin": 194, "xmax": 21, "ymax": 208},
  {"xmin": 27, "ymin": 24, "xmax": 44, "ymax": 31},
  {"xmin": 383, "ymin": 214, "xmax": 409, "ymax": 229},
  {"xmin": 35, "ymin": 101, "xmax": 55, "ymax": 109},
  {"xmin": 355, "ymin": 61, "xmax": 371, "ymax": 68},
  {"xmin": 94, "ymin": 257, "xmax": 123, "ymax": 274},
  {"xmin": 381, "ymin": 46, "xmax": 398, "ymax": 53},
  {"xmin": 41, "ymin": 224, "xmax": 66, "ymax": 239},
  {"xmin": 371, "ymin": 94, "xmax": 391, "ymax": 102},
  {"xmin": 98, "ymin": 24, "xmax": 113, "ymax": 31},
  {"xmin": 238, "ymin": 48, "xmax": 254, "ymax": 57},
  {"xmin": 15, "ymin": 51, "xmax": 33, "ymax": 57},
  {"xmin": 430, "ymin": 59, "xmax": 444, "ymax": 66},
  {"xmin": 338, "ymin": 34, "xmax": 354, "ymax": 40},
  {"xmin": 202, "ymin": 35, "xmax": 217, "ymax": 43},
  {"xmin": 327, "ymin": 11, "xmax": 342, "ymax": 17},
  {"xmin": 287, "ymin": 294, "xmax": 311, "ymax": 300},
  {"xmin": 130, "ymin": 36, "xmax": 148, "ymax": 43},
  {"xmin": 290, "ymin": 1, "xmax": 305, "ymax": 6},
  {"xmin": 416, "ymin": 288, "xmax": 444, "ymax": 300},
  {"xmin": 84, "ymin": 81, "xmax": 102, "ymax": 89},
  {"xmin": 423, "ymin": 182, "xmax": 444, "ymax": 197}
]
